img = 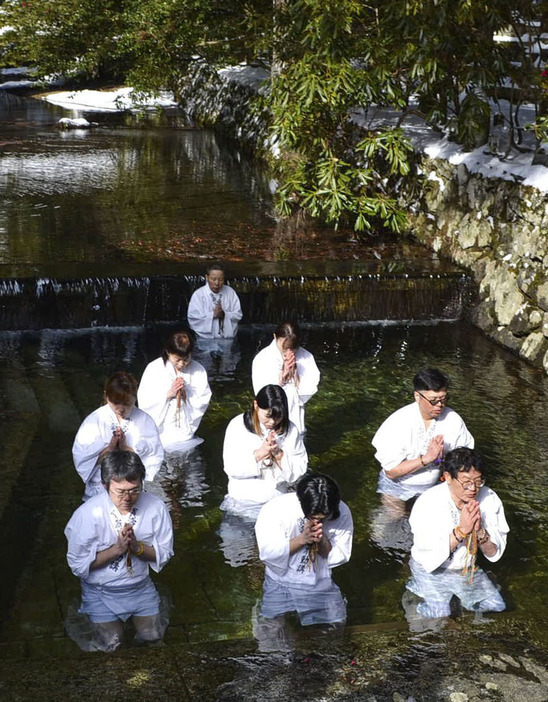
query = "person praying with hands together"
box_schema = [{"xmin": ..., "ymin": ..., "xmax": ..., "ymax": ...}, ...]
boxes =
[
  {"xmin": 252, "ymin": 321, "xmax": 320, "ymax": 435},
  {"xmin": 372, "ymin": 368, "xmax": 474, "ymax": 517}
]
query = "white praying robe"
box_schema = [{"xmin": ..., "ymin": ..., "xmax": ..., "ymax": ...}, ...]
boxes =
[
  {"xmin": 372, "ymin": 402, "xmax": 474, "ymax": 499},
  {"xmin": 187, "ymin": 283, "xmax": 242, "ymax": 339},
  {"xmin": 222, "ymin": 414, "xmax": 308, "ymax": 516},
  {"xmin": 72, "ymin": 404, "xmax": 164, "ymax": 500},
  {"xmin": 255, "ymin": 492, "xmax": 353, "ymax": 589},
  {"xmin": 407, "ymin": 481, "xmax": 508, "ymax": 616},
  {"xmin": 65, "ymin": 490, "xmax": 174, "ymax": 588},
  {"xmin": 137, "ymin": 357, "xmax": 212, "ymax": 451},
  {"xmin": 409, "ymin": 481, "xmax": 508, "ymax": 573},
  {"xmin": 251, "ymin": 339, "xmax": 320, "ymax": 434}
]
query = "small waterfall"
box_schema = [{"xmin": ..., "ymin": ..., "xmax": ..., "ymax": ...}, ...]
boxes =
[
  {"xmin": 0, "ymin": 270, "xmax": 473, "ymax": 331},
  {"xmin": 0, "ymin": 276, "xmax": 151, "ymax": 330}
]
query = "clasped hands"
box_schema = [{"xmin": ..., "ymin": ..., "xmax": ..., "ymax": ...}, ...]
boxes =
[
  {"xmin": 254, "ymin": 430, "xmax": 282, "ymax": 464},
  {"xmin": 108, "ymin": 426, "xmax": 129, "ymax": 451},
  {"xmin": 280, "ymin": 349, "xmax": 296, "ymax": 384},
  {"xmin": 421, "ymin": 435, "xmax": 444, "ymax": 465},
  {"xmin": 114, "ymin": 524, "xmax": 141, "ymax": 557},
  {"xmin": 301, "ymin": 517, "xmax": 324, "ymax": 545},
  {"xmin": 213, "ymin": 301, "xmax": 225, "ymax": 320},
  {"xmin": 168, "ymin": 376, "xmax": 185, "ymax": 400},
  {"xmin": 459, "ymin": 499, "xmax": 482, "ymax": 537}
]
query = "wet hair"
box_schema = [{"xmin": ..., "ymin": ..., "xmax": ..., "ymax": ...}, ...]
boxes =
[
  {"xmin": 296, "ymin": 473, "xmax": 341, "ymax": 521},
  {"xmin": 443, "ymin": 447, "xmax": 485, "ymax": 479},
  {"xmin": 104, "ymin": 371, "xmax": 138, "ymax": 405},
  {"xmin": 413, "ymin": 368, "xmax": 449, "ymax": 392},
  {"xmin": 243, "ymin": 384, "xmax": 290, "ymax": 436},
  {"xmin": 274, "ymin": 321, "xmax": 301, "ymax": 351},
  {"xmin": 206, "ymin": 262, "xmax": 225, "ymax": 275},
  {"xmin": 162, "ymin": 331, "xmax": 194, "ymax": 364},
  {"xmin": 101, "ymin": 450, "xmax": 146, "ymax": 487}
]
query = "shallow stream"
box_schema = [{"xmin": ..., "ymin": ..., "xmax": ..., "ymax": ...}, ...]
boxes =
[
  {"xmin": 0, "ymin": 90, "xmax": 546, "ymax": 665},
  {"xmin": 1, "ymin": 321, "xmax": 547, "ymax": 656}
]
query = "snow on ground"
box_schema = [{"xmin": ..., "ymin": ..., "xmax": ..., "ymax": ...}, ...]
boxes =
[
  {"xmin": 42, "ymin": 87, "xmax": 177, "ymax": 112},
  {"xmin": 351, "ymin": 99, "xmax": 548, "ymax": 193},
  {"xmin": 218, "ymin": 64, "xmax": 269, "ymax": 87},
  {"xmin": 36, "ymin": 65, "xmax": 548, "ymax": 193}
]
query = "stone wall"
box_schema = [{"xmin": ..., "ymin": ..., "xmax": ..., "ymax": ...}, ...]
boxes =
[
  {"xmin": 177, "ymin": 63, "xmax": 270, "ymax": 149},
  {"xmin": 176, "ymin": 64, "xmax": 548, "ymax": 370},
  {"xmin": 408, "ymin": 159, "xmax": 548, "ymax": 371}
]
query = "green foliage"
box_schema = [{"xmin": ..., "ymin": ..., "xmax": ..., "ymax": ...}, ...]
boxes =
[
  {"xmin": 265, "ymin": 0, "xmax": 416, "ymax": 232},
  {"xmin": 1, "ymin": 0, "xmax": 546, "ymax": 232},
  {"xmin": 0, "ymin": 0, "xmax": 131, "ymax": 79}
]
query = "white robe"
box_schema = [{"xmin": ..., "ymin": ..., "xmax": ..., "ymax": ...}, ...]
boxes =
[
  {"xmin": 407, "ymin": 481, "xmax": 509, "ymax": 615},
  {"xmin": 372, "ymin": 402, "xmax": 474, "ymax": 499},
  {"xmin": 221, "ymin": 414, "xmax": 308, "ymax": 517},
  {"xmin": 72, "ymin": 404, "xmax": 164, "ymax": 500},
  {"xmin": 137, "ymin": 357, "xmax": 212, "ymax": 451},
  {"xmin": 409, "ymin": 481, "xmax": 508, "ymax": 573},
  {"xmin": 251, "ymin": 339, "xmax": 320, "ymax": 434},
  {"xmin": 65, "ymin": 490, "xmax": 174, "ymax": 588},
  {"xmin": 255, "ymin": 492, "xmax": 353, "ymax": 589},
  {"xmin": 187, "ymin": 283, "xmax": 242, "ymax": 339}
]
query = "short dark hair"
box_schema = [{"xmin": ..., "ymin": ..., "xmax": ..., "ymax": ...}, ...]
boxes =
[
  {"xmin": 101, "ymin": 450, "xmax": 146, "ymax": 487},
  {"xmin": 206, "ymin": 262, "xmax": 225, "ymax": 275},
  {"xmin": 296, "ymin": 472, "xmax": 341, "ymax": 521},
  {"xmin": 104, "ymin": 371, "xmax": 138, "ymax": 405},
  {"xmin": 274, "ymin": 321, "xmax": 301, "ymax": 350},
  {"xmin": 413, "ymin": 368, "xmax": 449, "ymax": 392},
  {"xmin": 443, "ymin": 447, "xmax": 485, "ymax": 479},
  {"xmin": 244, "ymin": 384, "xmax": 290, "ymax": 436},
  {"xmin": 162, "ymin": 330, "xmax": 194, "ymax": 364}
]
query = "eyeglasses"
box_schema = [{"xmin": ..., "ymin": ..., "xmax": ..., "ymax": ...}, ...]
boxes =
[
  {"xmin": 416, "ymin": 390, "xmax": 449, "ymax": 406},
  {"xmin": 454, "ymin": 476, "xmax": 485, "ymax": 491},
  {"xmin": 110, "ymin": 486, "xmax": 142, "ymax": 497}
]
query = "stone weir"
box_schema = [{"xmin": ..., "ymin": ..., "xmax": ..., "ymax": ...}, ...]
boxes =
[{"xmin": 0, "ymin": 261, "xmax": 473, "ymax": 331}]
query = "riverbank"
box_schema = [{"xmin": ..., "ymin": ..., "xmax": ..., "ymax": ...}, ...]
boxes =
[{"xmin": 3, "ymin": 615, "xmax": 548, "ymax": 701}]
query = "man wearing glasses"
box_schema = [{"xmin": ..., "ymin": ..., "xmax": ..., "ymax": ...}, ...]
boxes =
[
  {"xmin": 65, "ymin": 451, "xmax": 174, "ymax": 651},
  {"xmin": 405, "ymin": 447, "xmax": 508, "ymax": 623},
  {"xmin": 372, "ymin": 368, "xmax": 474, "ymax": 516}
]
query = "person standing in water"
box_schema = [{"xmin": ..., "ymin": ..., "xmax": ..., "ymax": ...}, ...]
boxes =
[
  {"xmin": 252, "ymin": 321, "xmax": 320, "ymax": 435},
  {"xmin": 372, "ymin": 368, "xmax": 474, "ymax": 516},
  {"xmin": 187, "ymin": 262, "xmax": 242, "ymax": 339},
  {"xmin": 72, "ymin": 371, "xmax": 164, "ymax": 500}
]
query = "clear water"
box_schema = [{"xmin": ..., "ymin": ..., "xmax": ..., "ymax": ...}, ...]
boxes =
[
  {"xmin": 0, "ymin": 89, "xmax": 545, "ymax": 657},
  {"xmin": 0, "ymin": 321, "xmax": 546, "ymax": 654},
  {"xmin": 0, "ymin": 91, "xmax": 274, "ymax": 273}
]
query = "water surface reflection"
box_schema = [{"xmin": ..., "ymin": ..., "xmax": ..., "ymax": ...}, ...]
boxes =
[
  {"xmin": 0, "ymin": 91, "xmax": 274, "ymax": 268},
  {"xmin": 0, "ymin": 322, "xmax": 546, "ymax": 653}
]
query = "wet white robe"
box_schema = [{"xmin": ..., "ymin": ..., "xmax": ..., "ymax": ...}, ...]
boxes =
[
  {"xmin": 72, "ymin": 404, "xmax": 164, "ymax": 500},
  {"xmin": 137, "ymin": 357, "xmax": 212, "ymax": 452},
  {"xmin": 221, "ymin": 414, "xmax": 308, "ymax": 518},
  {"xmin": 187, "ymin": 283, "xmax": 242, "ymax": 339},
  {"xmin": 251, "ymin": 339, "xmax": 320, "ymax": 434},
  {"xmin": 372, "ymin": 402, "xmax": 474, "ymax": 500},
  {"xmin": 255, "ymin": 493, "xmax": 352, "ymax": 624},
  {"xmin": 255, "ymin": 492, "xmax": 353, "ymax": 588},
  {"xmin": 407, "ymin": 481, "xmax": 508, "ymax": 616},
  {"xmin": 65, "ymin": 490, "xmax": 174, "ymax": 589}
]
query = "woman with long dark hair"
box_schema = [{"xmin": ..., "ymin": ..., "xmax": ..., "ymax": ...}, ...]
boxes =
[{"xmin": 221, "ymin": 384, "xmax": 308, "ymax": 519}]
